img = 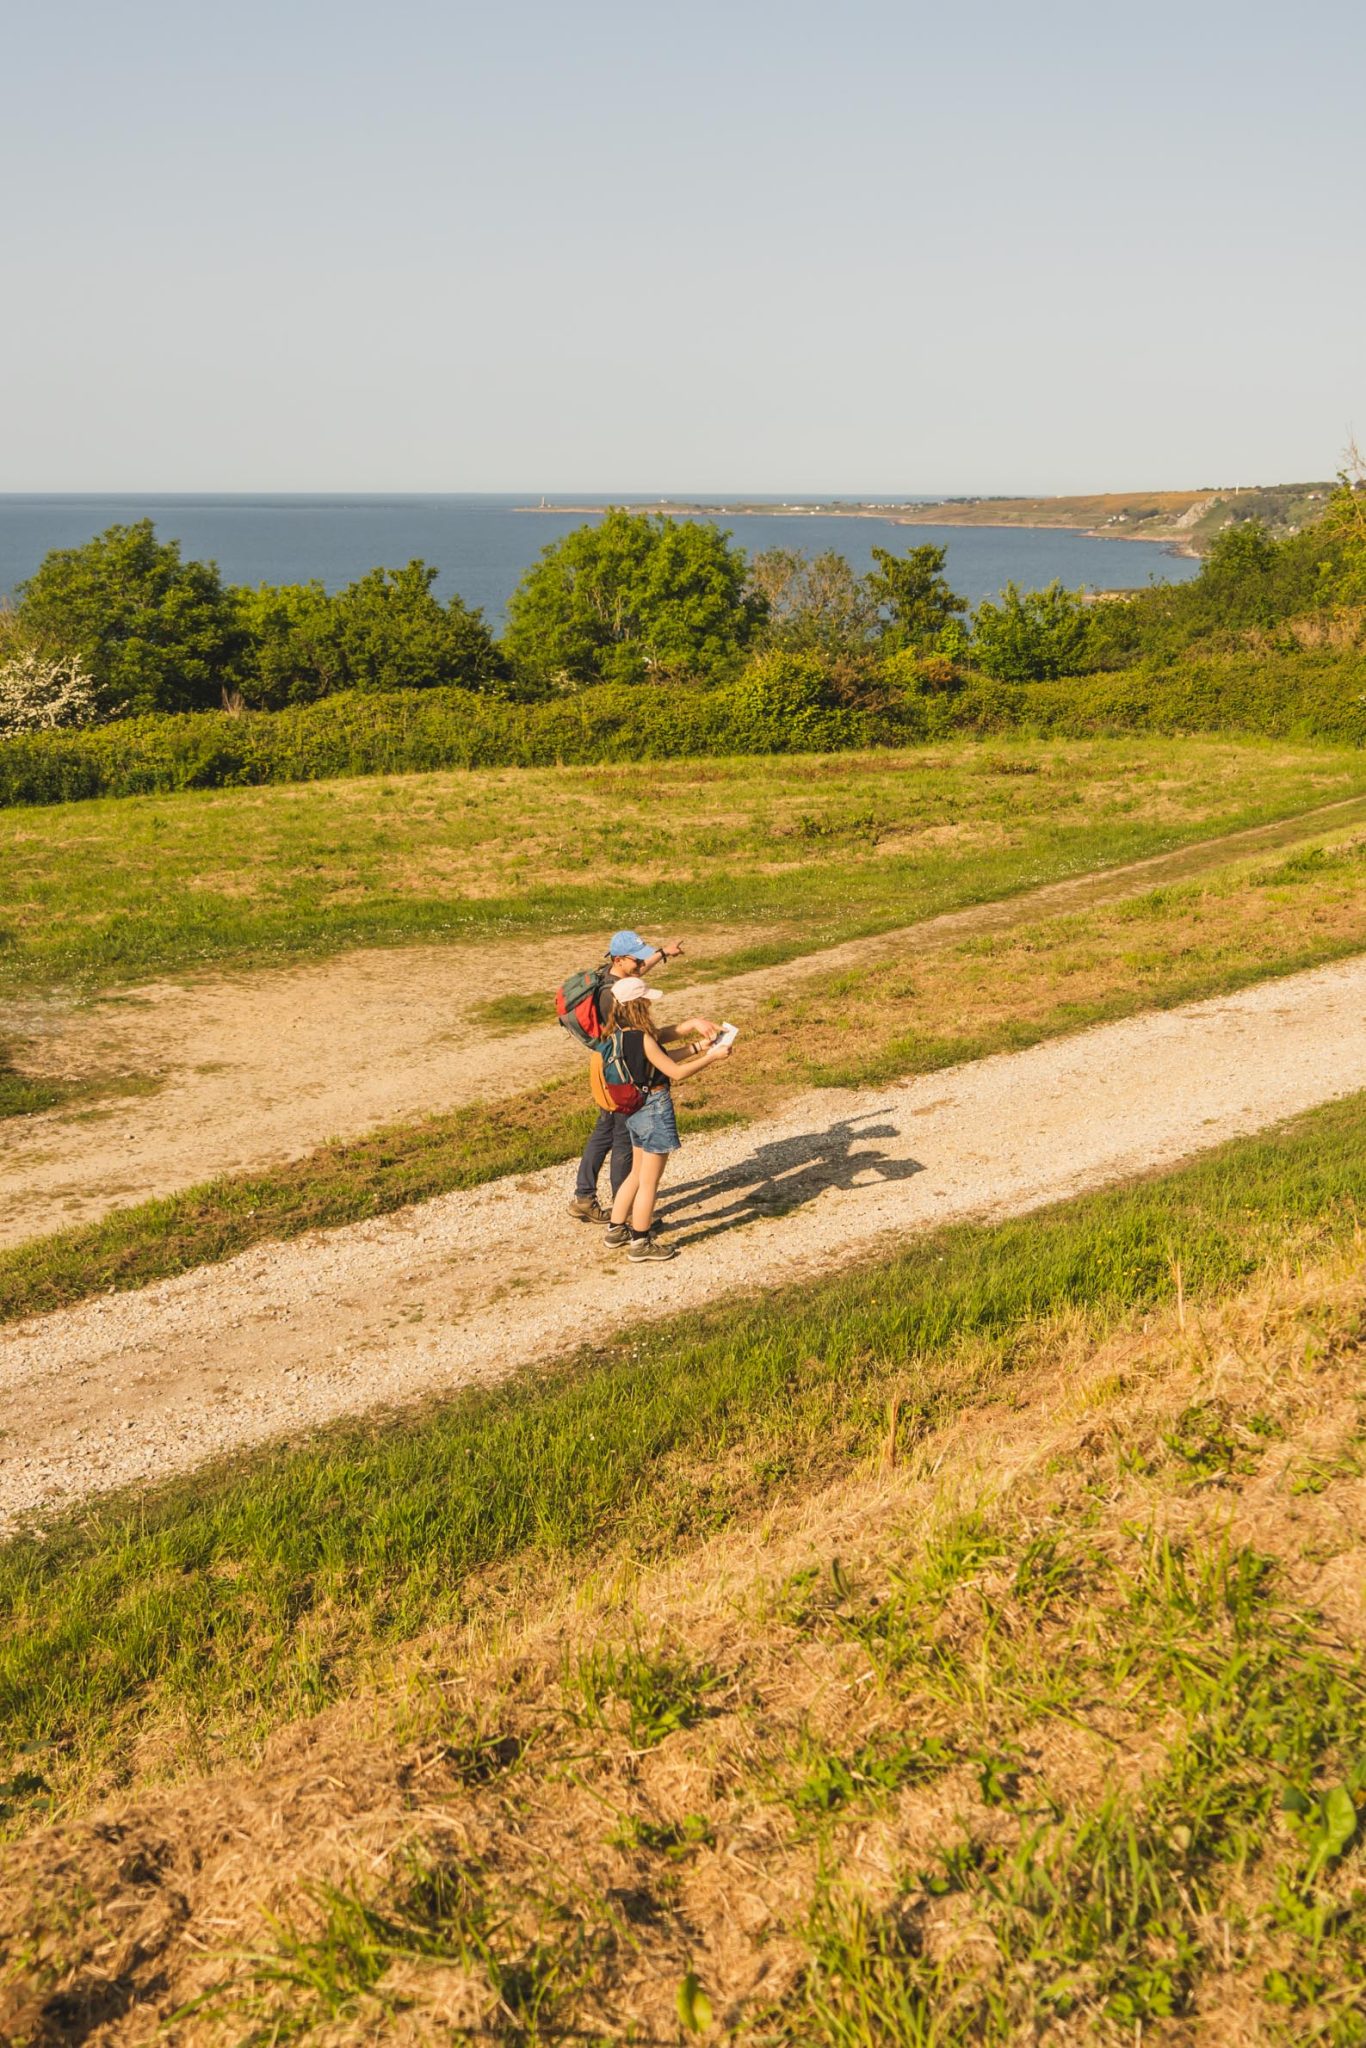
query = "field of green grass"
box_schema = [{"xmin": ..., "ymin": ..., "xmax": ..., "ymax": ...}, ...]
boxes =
[{"xmin": 3, "ymin": 736, "xmax": 1364, "ymax": 1000}]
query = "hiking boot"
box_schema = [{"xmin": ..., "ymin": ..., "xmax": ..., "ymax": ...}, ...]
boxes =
[
  {"xmin": 628, "ymin": 1233, "xmax": 677, "ymax": 1263},
  {"xmin": 568, "ymin": 1194, "xmax": 608, "ymax": 1223},
  {"xmin": 603, "ymin": 1223, "xmax": 631, "ymax": 1249}
]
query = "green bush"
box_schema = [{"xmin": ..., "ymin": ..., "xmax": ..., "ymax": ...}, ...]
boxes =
[
  {"xmin": 721, "ymin": 650, "xmax": 856, "ymax": 751},
  {"xmin": 1007, "ymin": 649, "xmax": 1366, "ymax": 746},
  {"xmin": 971, "ymin": 580, "xmax": 1096, "ymax": 681},
  {"xmin": 0, "ymin": 676, "xmax": 855, "ymax": 807}
]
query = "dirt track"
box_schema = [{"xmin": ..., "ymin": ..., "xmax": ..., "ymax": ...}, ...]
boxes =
[
  {"xmin": 5, "ymin": 791, "xmax": 1366, "ymax": 1249},
  {"xmin": 4, "ymin": 951, "xmax": 1366, "ymax": 1534}
]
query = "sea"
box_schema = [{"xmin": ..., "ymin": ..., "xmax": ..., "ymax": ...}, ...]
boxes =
[{"xmin": 0, "ymin": 494, "xmax": 1200, "ymax": 628}]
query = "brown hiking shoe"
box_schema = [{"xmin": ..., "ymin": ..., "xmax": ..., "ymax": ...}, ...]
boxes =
[
  {"xmin": 604, "ymin": 1223, "xmax": 631, "ymax": 1249},
  {"xmin": 568, "ymin": 1194, "xmax": 608, "ymax": 1223},
  {"xmin": 628, "ymin": 1234, "xmax": 677, "ymax": 1262}
]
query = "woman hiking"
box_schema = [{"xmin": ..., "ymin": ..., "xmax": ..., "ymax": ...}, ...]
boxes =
[{"xmin": 601, "ymin": 977, "xmax": 732, "ymax": 1262}]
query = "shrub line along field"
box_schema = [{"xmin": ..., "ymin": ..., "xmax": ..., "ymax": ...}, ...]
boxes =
[
  {"xmin": 2, "ymin": 1091, "xmax": 1365, "ymax": 2042},
  {"xmin": 4, "ymin": 949, "xmax": 1366, "ymax": 1541},
  {"xmin": 1, "ymin": 648, "xmax": 1364, "ymax": 812},
  {"xmin": 4, "ymin": 781, "xmax": 1366, "ymax": 1311}
]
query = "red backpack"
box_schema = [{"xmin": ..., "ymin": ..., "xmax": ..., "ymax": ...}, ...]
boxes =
[{"xmin": 556, "ymin": 964, "xmax": 611, "ymax": 1047}]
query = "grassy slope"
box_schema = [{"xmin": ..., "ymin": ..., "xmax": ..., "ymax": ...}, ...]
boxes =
[
  {"xmin": 3, "ymin": 1105, "xmax": 1366, "ymax": 2043},
  {"xmin": 2, "ymin": 737, "xmax": 1363, "ymax": 1001},
  {"xmin": 3, "ymin": 1089, "xmax": 1366, "ymax": 1809},
  {"xmin": 4, "ymin": 817, "xmax": 1366, "ymax": 1323}
]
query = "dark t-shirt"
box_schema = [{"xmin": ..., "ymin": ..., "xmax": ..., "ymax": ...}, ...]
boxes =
[{"xmin": 616, "ymin": 1028, "xmax": 668, "ymax": 1093}]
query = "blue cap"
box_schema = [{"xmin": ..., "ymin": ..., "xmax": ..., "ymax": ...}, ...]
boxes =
[{"xmin": 608, "ymin": 929, "xmax": 651, "ymax": 959}]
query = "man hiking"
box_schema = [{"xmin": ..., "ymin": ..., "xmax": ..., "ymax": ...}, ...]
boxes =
[{"xmin": 561, "ymin": 930, "xmax": 715, "ymax": 1222}]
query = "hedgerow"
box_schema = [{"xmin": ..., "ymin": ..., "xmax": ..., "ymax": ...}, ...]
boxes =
[
  {"xmin": 0, "ymin": 662, "xmax": 892, "ymax": 807},
  {"xmin": 1, "ymin": 649, "xmax": 1363, "ymax": 808},
  {"xmin": 1010, "ymin": 648, "xmax": 1366, "ymax": 745}
]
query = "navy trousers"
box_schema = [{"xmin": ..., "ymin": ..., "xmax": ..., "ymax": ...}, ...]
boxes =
[{"xmin": 575, "ymin": 1108, "xmax": 634, "ymax": 1199}]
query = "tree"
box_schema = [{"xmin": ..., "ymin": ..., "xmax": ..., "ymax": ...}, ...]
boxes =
[
  {"xmin": 971, "ymin": 581, "xmax": 1094, "ymax": 682},
  {"xmin": 1197, "ymin": 520, "xmax": 1282, "ymax": 626},
  {"xmin": 232, "ymin": 562, "xmax": 508, "ymax": 709},
  {"xmin": 17, "ymin": 520, "xmax": 242, "ymax": 715},
  {"xmin": 231, "ymin": 581, "xmax": 346, "ymax": 710},
  {"xmin": 1117, "ymin": 509, "xmax": 1344, "ymax": 661},
  {"xmin": 863, "ymin": 543, "xmax": 967, "ymax": 651},
  {"xmin": 329, "ymin": 562, "xmax": 507, "ymax": 695},
  {"xmin": 747, "ymin": 547, "xmax": 879, "ymax": 656},
  {"xmin": 503, "ymin": 512, "xmax": 765, "ymax": 690}
]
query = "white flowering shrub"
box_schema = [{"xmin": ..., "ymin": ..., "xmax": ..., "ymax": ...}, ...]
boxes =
[{"xmin": 0, "ymin": 648, "xmax": 101, "ymax": 734}]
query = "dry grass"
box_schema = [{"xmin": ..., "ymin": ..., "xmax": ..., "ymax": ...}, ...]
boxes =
[{"xmin": 4, "ymin": 1237, "xmax": 1364, "ymax": 2044}]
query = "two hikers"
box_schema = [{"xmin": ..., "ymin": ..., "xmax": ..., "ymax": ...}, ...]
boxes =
[
  {"xmin": 558, "ymin": 930, "xmax": 728, "ymax": 1250},
  {"xmin": 597, "ymin": 976, "xmax": 732, "ymax": 1261},
  {"xmin": 562, "ymin": 930, "xmax": 686, "ymax": 1219}
]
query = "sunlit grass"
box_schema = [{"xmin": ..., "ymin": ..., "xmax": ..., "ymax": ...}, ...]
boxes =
[{"xmin": 2, "ymin": 736, "xmax": 1362, "ymax": 999}]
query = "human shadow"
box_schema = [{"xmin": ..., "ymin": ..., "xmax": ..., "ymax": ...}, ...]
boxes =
[{"xmin": 656, "ymin": 1111, "xmax": 924, "ymax": 1248}]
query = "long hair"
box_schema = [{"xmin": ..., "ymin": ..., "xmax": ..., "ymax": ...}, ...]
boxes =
[{"xmin": 607, "ymin": 994, "xmax": 655, "ymax": 1033}]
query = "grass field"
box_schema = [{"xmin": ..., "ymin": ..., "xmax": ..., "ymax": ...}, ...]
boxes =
[
  {"xmin": 2, "ymin": 737, "xmax": 1363, "ymax": 1000},
  {"xmin": 4, "ymin": 813, "xmax": 1366, "ymax": 1323},
  {"xmin": 3, "ymin": 1098, "xmax": 1366, "ymax": 2041}
]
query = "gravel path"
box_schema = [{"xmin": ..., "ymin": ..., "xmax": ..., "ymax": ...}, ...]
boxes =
[
  {"xmin": 4, "ymin": 950, "xmax": 1366, "ymax": 1534},
  {"xmin": 5, "ymin": 792, "xmax": 1365, "ymax": 1249}
]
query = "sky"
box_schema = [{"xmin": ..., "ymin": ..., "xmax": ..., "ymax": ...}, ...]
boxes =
[{"xmin": 3, "ymin": 0, "xmax": 1362, "ymax": 494}]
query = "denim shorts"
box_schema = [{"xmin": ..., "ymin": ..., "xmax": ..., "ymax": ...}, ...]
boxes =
[{"xmin": 626, "ymin": 1087, "xmax": 680, "ymax": 1156}]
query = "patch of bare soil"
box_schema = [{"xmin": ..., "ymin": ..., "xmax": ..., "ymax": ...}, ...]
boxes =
[
  {"xmin": 3, "ymin": 952, "xmax": 1366, "ymax": 1536},
  {"xmin": 2, "ymin": 1238, "xmax": 1362, "ymax": 2045},
  {"xmin": 3, "ymin": 795, "xmax": 1365, "ymax": 1251}
]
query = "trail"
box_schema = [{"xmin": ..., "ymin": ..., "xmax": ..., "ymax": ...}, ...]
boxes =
[
  {"xmin": 3, "ymin": 951, "xmax": 1366, "ymax": 1534},
  {"xmin": 4, "ymin": 791, "xmax": 1366, "ymax": 1249}
]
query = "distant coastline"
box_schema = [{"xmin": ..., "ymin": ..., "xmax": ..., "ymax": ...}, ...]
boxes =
[
  {"xmin": 521, "ymin": 481, "xmax": 1334, "ymax": 560},
  {"xmin": 522, "ymin": 500, "xmax": 1202, "ymax": 560}
]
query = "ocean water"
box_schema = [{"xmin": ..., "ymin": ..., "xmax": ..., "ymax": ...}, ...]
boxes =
[{"xmin": 0, "ymin": 494, "xmax": 1199, "ymax": 627}]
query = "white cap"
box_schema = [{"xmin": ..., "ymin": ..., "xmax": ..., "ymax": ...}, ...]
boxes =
[{"xmin": 610, "ymin": 976, "xmax": 662, "ymax": 1004}]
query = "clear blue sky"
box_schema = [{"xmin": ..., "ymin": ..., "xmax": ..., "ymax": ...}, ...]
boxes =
[{"xmin": 3, "ymin": 0, "xmax": 1361, "ymax": 494}]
